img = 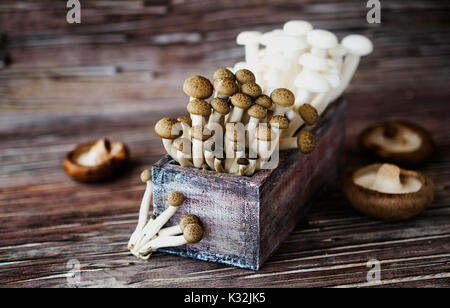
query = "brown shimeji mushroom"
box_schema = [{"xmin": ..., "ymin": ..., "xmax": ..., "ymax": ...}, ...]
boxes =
[
  {"xmin": 183, "ymin": 75, "xmax": 213, "ymax": 101},
  {"xmin": 235, "ymin": 69, "xmax": 256, "ymax": 87},
  {"xmin": 298, "ymin": 103, "xmax": 319, "ymax": 126},
  {"xmin": 158, "ymin": 214, "xmax": 200, "ymax": 237},
  {"xmin": 227, "ymin": 93, "xmax": 253, "ymax": 123},
  {"xmin": 343, "ymin": 163, "xmax": 434, "ymax": 221},
  {"xmin": 213, "ymin": 78, "xmax": 238, "ymax": 100},
  {"xmin": 154, "ymin": 118, "xmax": 182, "ymax": 159},
  {"xmin": 128, "ymin": 169, "xmax": 153, "ymax": 250},
  {"xmin": 213, "ymin": 68, "xmax": 235, "ymax": 81},
  {"xmin": 254, "ymin": 94, "xmax": 273, "ymax": 123},
  {"xmin": 241, "ymin": 82, "xmax": 262, "ymax": 99},
  {"xmin": 270, "ymin": 88, "xmax": 295, "ymax": 116},
  {"xmin": 279, "ymin": 130, "xmax": 316, "ymax": 154},
  {"xmin": 187, "ymin": 99, "xmax": 211, "ymax": 127},
  {"xmin": 246, "ymin": 104, "xmax": 268, "ymax": 146},
  {"xmin": 138, "ymin": 223, "xmax": 204, "ymax": 257},
  {"xmin": 133, "ymin": 191, "xmax": 186, "ymax": 254},
  {"xmin": 359, "ymin": 121, "xmax": 434, "ymax": 165},
  {"xmin": 207, "ymin": 97, "xmax": 230, "ymax": 128},
  {"xmin": 62, "ymin": 138, "xmax": 129, "ymax": 182}
]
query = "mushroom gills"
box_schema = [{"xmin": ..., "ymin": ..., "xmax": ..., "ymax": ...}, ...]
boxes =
[{"xmin": 368, "ymin": 126, "xmax": 422, "ymax": 153}]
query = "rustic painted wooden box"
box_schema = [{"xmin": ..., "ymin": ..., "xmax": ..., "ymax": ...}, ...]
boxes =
[{"xmin": 152, "ymin": 98, "xmax": 346, "ymax": 270}]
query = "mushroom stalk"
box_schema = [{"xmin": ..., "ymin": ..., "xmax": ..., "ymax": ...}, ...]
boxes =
[{"xmin": 282, "ymin": 109, "xmax": 304, "ymax": 138}]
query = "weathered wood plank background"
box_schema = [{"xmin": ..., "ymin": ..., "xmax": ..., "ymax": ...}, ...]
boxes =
[{"xmin": 0, "ymin": 0, "xmax": 449, "ymax": 287}]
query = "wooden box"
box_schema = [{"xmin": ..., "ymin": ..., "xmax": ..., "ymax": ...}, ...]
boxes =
[{"xmin": 151, "ymin": 98, "xmax": 346, "ymax": 270}]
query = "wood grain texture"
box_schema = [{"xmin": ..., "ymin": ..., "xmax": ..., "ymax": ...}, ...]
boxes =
[{"xmin": 0, "ymin": 0, "xmax": 449, "ymax": 287}]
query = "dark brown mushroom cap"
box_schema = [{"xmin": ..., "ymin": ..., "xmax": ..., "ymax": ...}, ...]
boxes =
[
  {"xmin": 140, "ymin": 169, "xmax": 152, "ymax": 182},
  {"xmin": 179, "ymin": 215, "xmax": 200, "ymax": 232},
  {"xmin": 270, "ymin": 115, "xmax": 289, "ymax": 130},
  {"xmin": 154, "ymin": 117, "xmax": 182, "ymax": 139},
  {"xmin": 183, "ymin": 223, "xmax": 204, "ymax": 243},
  {"xmin": 270, "ymin": 88, "xmax": 295, "ymax": 107},
  {"xmin": 255, "ymin": 95, "xmax": 273, "ymax": 109},
  {"xmin": 237, "ymin": 157, "xmax": 250, "ymax": 166},
  {"xmin": 62, "ymin": 139, "xmax": 129, "ymax": 183},
  {"xmin": 342, "ymin": 163, "xmax": 434, "ymax": 221},
  {"xmin": 190, "ymin": 125, "xmax": 214, "ymax": 141},
  {"xmin": 213, "ymin": 78, "xmax": 238, "ymax": 97},
  {"xmin": 297, "ymin": 130, "xmax": 316, "ymax": 153},
  {"xmin": 230, "ymin": 93, "xmax": 252, "ymax": 109},
  {"xmin": 210, "ymin": 97, "xmax": 230, "ymax": 115},
  {"xmin": 177, "ymin": 115, "xmax": 192, "ymax": 127},
  {"xmin": 256, "ymin": 125, "xmax": 272, "ymax": 141},
  {"xmin": 213, "ymin": 68, "xmax": 235, "ymax": 81},
  {"xmin": 183, "ymin": 75, "xmax": 213, "ymax": 99},
  {"xmin": 247, "ymin": 104, "xmax": 267, "ymax": 119},
  {"xmin": 235, "ymin": 69, "xmax": 256, "ymax": 84},
  {"xmin": 241, "ymin": 82, "xmax": 262, "ymax": 99},
  {"xmin": 167, "ymin": 191, "xmax": 185, "ymax": 207},
  {"xmin": 187, "ymin": 99, "xmax": 211, "ymax": 117},
  {"xmin": 298, "ymin": 104, "xmax": 319, "ymax": 125},
  {"xmin": 358, "ymin": 121, "xmax": 434, "ymax": 166}
]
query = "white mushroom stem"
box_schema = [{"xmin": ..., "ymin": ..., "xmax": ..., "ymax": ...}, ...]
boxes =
[
  {"xmin": 311, "ymin": 91, "xmax": 332, "ymax": 115},
  {"xmin": 138, "ymin": 235, "xmax": 189, "ymax": 256},
  {"xmin": 180, "ymin": 122, "xmax": 191, "ymax": 139},
  {"xmin": 273, "ymin": 105, "xmax": 290, "ymax": 116},
  {"xmin": 282, "ymin": 109, "xmax": 304, "ymax": 138},
  {"xmin": 204, "ymin": 148, "xmax": 215, "ymax": 170},
  {"xmin": 158, "ymin": 225, "xmax": 182, "ymax": 237},
  {"xmin": 229, "ymin": 149, "xmax": 245, "ymax": 174},
  {"xmin": 237, "ymin": 31, "xmax": 262, "ymax": 66},
  {"xmin": 190, "ymin": 114, "xmax": 205, "ymax": 127},
  {"xmin": 373, "ymin": 164, "xmax": 402, "ymax": 194},
  {"xmin": 133, "ymin": 204, "xmax": 181, "ymax": 252},
  {"xmin": 207, "ymin": 111, "xmax": 224, "ymax": 128},
  {"xmin": 224, "ymin": 141, "xmax": 236, "ymax": 172},
  {"xmin": 177, "ymin": 149, "xmax": 193, "ymax": 167},
  {"xmin": 162, "ymin": 138, "xmax": 175, "ymax": 159},
  {"xmin": 227, "ymin": 107, "xmax": 245, "ymax": 123},
  {"xmin": 128, "ymin": 180, "xmax": 153, "ymax": 250},
  {"xmin": 192, "ymin": 138, "xmax": 204, "ymax": 168}
]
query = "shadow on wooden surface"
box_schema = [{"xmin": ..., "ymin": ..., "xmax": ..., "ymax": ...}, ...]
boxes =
[{"xmin": 0, "ymin": 0, "xmax": 449, "ymax": 287}]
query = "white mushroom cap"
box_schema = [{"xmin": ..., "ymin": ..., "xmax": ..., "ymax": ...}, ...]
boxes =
[
  {"xmin": 260, "ymin": 30, "xmax": 284, "ymax": 48},
  {"xmin": 341, "ymin": 34, "xmax": 373, "ymax": 56},
  {"xmin": 283, "ymin": 20, "xmax": 313, "ymax": 37},
  {"xmin": 306, "ymin": 29, "xmax": 338, "ymax": 49},
  {"xmin": 299, "ymin": 53, "xmax": 329, "ymax": 71},
  {"xmin": 277, "ymin": 35, "xmax": 308, "ymax": 51},
  {"xmin": 237, "ymin": 31, "xmax": 262, "ymax": 45},
  {"xmin": 294, "ymin": 71, "xmax": 331, "ymax": 93}
]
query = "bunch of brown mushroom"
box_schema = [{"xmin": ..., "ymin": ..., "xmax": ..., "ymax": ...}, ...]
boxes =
[
  {"xmin": 128, "ymin": 174, "xmax": 203, "ymax": 260},
  {"xmin": 154, "ymin": 68, "xmax": 321, "ymax": 176}
]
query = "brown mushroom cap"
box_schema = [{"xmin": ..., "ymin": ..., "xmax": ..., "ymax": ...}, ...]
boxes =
[
  {"xmin": 177, "ymin": 115, "xmax": 192, "ymax": 127},
  {"xmin": 298, "ymin": 104, "xmax": 319, "ymax": 125},
  {"xmin": 241, "ymin": 82, "xmax": 262, "ymax": 99},
  {"xmin": 297, "ymin": 130, "xmax": 316, "ymax": 153},
  {"xmin": 270, "ymin": 115, "xmax": 289, "ymax": 130},
  {"xmin": 343, "ymin": 163, "xmax": 434, "ymax": 221},
  {"xmin": 213, "ymin": 78, "xmax": 238, "ymax": 97},
  {"xmin": 140, "ymin": 169, "xmax": 152, "ymax": 182},
  {"xmin": 255, "ymin": 95, "xmax": 273, "ymax": 109},
  {"xmin": 167, "ymin": 191, "xmax": 185, "ymax": 207},
  {"xmin": 62, "ymin": 139, "xmax": 129, "ymax": 182},
  {"xmin": 213, "ymin": 68, "xmax": 235, "ymax": 81},
  {"xmin": 247, "ymin": 104, "xmax": 267, "ymax": 119},
  {"xmin": 183, "ymin": 223, "xmax": 204, "ymax": 243},
  {"xmin": 179, "ymin": 215, "xmax": 200, "ymax": 232},
  {"xmin": 230, "ymin": 93, "xmax": 252, "ymax": 109},
  {"xmin": 187, "ymin": 99, "xmax": 211, "ymax": 117},
  {"xmin": 359, "ymin": 121, "xmax": 434, "ymax": 166},
  {"xmin": 256, "ymin": 125, "xmax": 272, "ymax": 141},
  {"xmin": 270, "ymin": 88, "xmax": 295, "ymax": 107},
  {"xmin": 183, "ymin": 75, "xmax": 213, "ymax": 99},
  {"xmin": 155, "ymin": 117, "xmax": 182, "ymax": 139},
  {"xmin": 190, "ymin": 125, "xmax": 214, "ymax": 141},
  {"xmin": 210, "ymin": 97, "xmax": 230, "ymax": 115},
  {"xmin": 235, "ymin": 69, "xmax": 256, "ymax": 84}
]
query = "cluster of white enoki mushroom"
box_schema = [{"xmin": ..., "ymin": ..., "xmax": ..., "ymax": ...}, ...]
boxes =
[
  {"xmin": 234, "ymin": 20, "xmax": 373, "ymax": 112},
  {"xmin": 128, "ymin": 169, "xmax": 203, "ymax": 260},
  {"xmin": 155, "ymin": 68, "xmax": 319, "ymax": 176}
]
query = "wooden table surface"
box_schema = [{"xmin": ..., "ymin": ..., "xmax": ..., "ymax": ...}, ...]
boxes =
[{"xmin": 1, "ymin": 0, "xmax": 449, "ymax": 288}]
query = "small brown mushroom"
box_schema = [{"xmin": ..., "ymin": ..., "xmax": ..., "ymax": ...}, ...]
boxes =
[
  {"xmin": 227, "ymin": 93, "xmax": 253, "ymax": 123},
  {"xmin": 279, "ymin": 130, "xmax": 316, "ymax": 154},
  {"xmin": 213, "ymin": 78, "xmax": 238, "ymax": 99},
  {"xmin": 270, "ymin": 88, "xmax": 295, "ymax": 116},
  {"xmin": 154, "ymin": 117, "xmax": 182, "ymax": 158},
  {"xmin": 62, "ymin": 138, "xmax": 129, "ymax": 182},
  {"xmin": 213, "ymin": 68, "xmax": 235, "ymax": 81},
  {"xmin": 235, "ymin": 69, "xmax": 256, "ymax": 86},
  {"xmin": 359, "ymin": 121, "xmax": 434, "ymax": 165},
  {"xmin": 183, "ymin": 75, "xmax": 213, "ymax": 100},
  {"xmin": 187, "ymin": 99, "xmax": 211, "ymax": 127},
  {"xmin": 241, "ymin": 82, "xmax": 262, "ymax": 99},
  {"xmin": 298, "ymin": 103, "xmax": 319, "ymax": 126},
  {"xmin": 343, "ymin": 163, "xmax": 434, "ymax": 221}
]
